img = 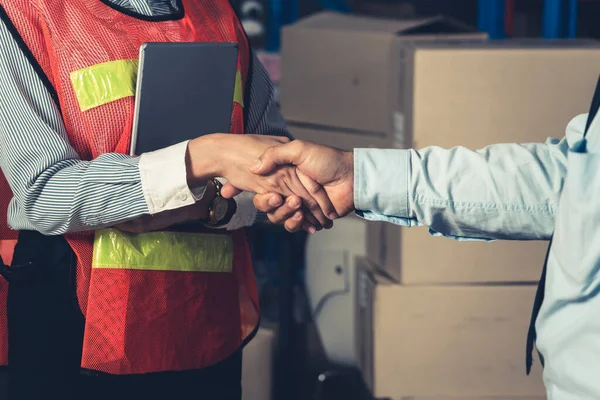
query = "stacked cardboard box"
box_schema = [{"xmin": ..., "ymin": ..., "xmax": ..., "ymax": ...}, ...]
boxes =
[
  {"xmin": 365, "ymin": 40, "xmax": 600, "ymax": 283},
  {"xmin": 281, "ymin": 11, "xmax": 600, "ymax": 399},
  {"xmin": 355, "ymin": 258, "xmax": 546, "ymax": 399},
  {"xmin": 242, "ymin": 327, "xmax": 276, "ymax": 400},
  {"xmin": 282, "ymin": 15, "xmax": 600, "ymax": 284},
  {"xmin": 281, "ymin": 12, "xmax": 489, "ymax": 150}
]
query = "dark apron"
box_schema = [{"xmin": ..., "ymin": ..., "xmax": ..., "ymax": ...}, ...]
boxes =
[{"xmin": 1, "ymin": 231, "xmax": 242, "ymax": 400}]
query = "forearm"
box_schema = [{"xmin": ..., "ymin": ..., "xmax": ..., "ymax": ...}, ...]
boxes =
[
  {"xmin": 3, "ymin": 153, "xmax": 148, "ymax": 235},
  {"xmin": 355, "ymin": 138, "xmax": 569, "ymax": 241}
]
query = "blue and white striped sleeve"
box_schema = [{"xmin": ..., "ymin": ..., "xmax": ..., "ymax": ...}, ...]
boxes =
[{"xmin": 0, "ymin": 18, "xmax": 191, "ymax": 235}]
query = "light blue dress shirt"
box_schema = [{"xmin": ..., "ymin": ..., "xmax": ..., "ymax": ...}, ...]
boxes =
[{"xmin": 354, "ymin": 112, "xmax": 600, "ymax": 399}]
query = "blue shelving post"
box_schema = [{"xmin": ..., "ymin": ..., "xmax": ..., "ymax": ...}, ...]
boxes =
[
  {"xmin": 543, "ymin": 0, "xmax": 578, "ymax": 39},
  {"xmin": 478, "ymin": 0, "xmax": 506, "ymax": 39}
]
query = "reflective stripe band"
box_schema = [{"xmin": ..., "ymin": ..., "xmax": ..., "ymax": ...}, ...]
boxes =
[
  {"xmin": 70, "ymin": 59, "xmax": 139, "ymax": 111},
  {"xmin": 234, "ymin": 70, "xmax": 244, "ymax": 107},
  {"xmin": 92, "ymin": 229, "xmax": 233, "ymax": 272}
]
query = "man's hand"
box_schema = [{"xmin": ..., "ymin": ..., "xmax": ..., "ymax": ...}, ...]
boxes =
[{"xmin": 222, "ymin": 140, "xmax": 355, "ymax": 232}]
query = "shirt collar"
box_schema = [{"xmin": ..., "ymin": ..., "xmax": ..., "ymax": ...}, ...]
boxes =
[{"xmin": 107, "ymin": 0, "xmax": 181, "ymax": 17}]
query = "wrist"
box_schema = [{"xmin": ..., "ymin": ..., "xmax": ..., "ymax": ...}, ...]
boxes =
[
  {"xmin": 342, "ymin": 150, "xmax": 356, "ymax": 212},
  {"xmin": 342, "ymin": 151, "xmax": 354, "ymax": 173},
  {"xmin": 343, "ymin": 150, "xmax": 355, "ymax": 185},
  {"xmin": 186, "ymin": 135, "xmax": 228, "ymax": 187},
  {"xmin": 204, "ymin": 179, "xmax": 237, "ymax": 226}
]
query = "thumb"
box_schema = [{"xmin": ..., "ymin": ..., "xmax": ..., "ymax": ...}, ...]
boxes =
[
  {"xmin": 221, "ymin": 182, "xmax": 243, "ymax": 199},
  {"xmin": 250, "ymin": 141, "xmax": 303, "ymax": 175}
]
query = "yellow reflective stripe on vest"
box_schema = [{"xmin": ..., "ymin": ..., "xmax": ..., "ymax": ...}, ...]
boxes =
[
  {"xmin": 233, "ymin": 70, "xmax": 244, "ymax": 107},
  {"xmin": 92, "ymin": 229, "xmax": 233, "ymax": 272},
  {"xmin": 70, "ymin": 60, "xmax": 139, "ymax": 111},
  {"xmin": 71, "ymin": 59, "xmax": 244, "ymax": 111}
]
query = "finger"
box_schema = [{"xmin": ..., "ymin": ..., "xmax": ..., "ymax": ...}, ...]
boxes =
[
  {"xmin": 302, "ymin": 221, "xmax": 317, "ymax": 234},
  {"xmin": 296, "ymin": 170, "xmax": 338, "ymax": 220},
  {"xmin": 285, "ymin": 171, "xmax": 330, "ymax": 227},
  {"xmin": 253, "ymin": 193, "xmax": 284, "ymax": 213},
  {"xmin": 222, "ymin": 182, "xmax": 243, "ymax": 199},
  {"xmin": 302, "ymin": 208, "xmax": 323, "ymax": 231},
  {"xmin": 251, "ymin": 141, "xmax": 306, "ymax": 175},
  {"xmin": 266, "ymin": 196, "xmax": 302, "ymax": 224},
  {"xmin": 284, "ymin": 210, "xmax": 304, "ymax": 233},
  {"xmin": 321, "ymin": 217, "xmax": 334, "ymax": 230}
]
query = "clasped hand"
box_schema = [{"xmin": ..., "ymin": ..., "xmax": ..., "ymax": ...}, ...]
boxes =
[
  {"xmin": 217, "ymin": 137, "xmax": 355, "ymax": 233},
  {"xmin": 118, "ymin": 134, "xmax": 354, "ymax": 234}
]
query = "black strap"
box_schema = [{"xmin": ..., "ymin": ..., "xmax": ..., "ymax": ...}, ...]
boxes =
[
  {"xmin": 525, "ymin": 240, "xmax": 550, "ymax": 374},
  {"xmin": 585, "ymin": 76, "xmax": 600, "ymax": 136},
  {"xmin": 526, "ymin": 74, "xmax": 600, "ymax": 374},
  {"xmin": 0, "ymin": 256, "xmax": 7, "ymax": 281}
]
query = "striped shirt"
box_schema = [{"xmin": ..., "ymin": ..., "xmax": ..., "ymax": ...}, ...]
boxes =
[{"xmin": 0, "ymin": 0, "xmax": 289, "ymax": 235}]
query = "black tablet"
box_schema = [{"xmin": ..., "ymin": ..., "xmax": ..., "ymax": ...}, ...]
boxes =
[{"xmin": 130, "ymin": 42, "xmax": 239, "ymax": 155}]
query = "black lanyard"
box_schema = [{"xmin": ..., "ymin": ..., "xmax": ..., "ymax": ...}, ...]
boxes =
[
  {"xmin": 526, "ymin": 74, "xmax": 600, "ymax": 374},
  {"xmin": 0, "ymin": 255, "xmax": 8, "ymax": 281}
]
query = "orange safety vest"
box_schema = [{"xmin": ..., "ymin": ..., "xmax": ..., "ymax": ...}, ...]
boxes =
[
  {"xmin": 0, "ymin": 0, "xmax": 259, "ymax": 374},
  {"xmin": 0, "ymin": 173, "xmax": 16, "ymax": 368},
  {"xmin": 0, "ymin": 216, "xmax": 14, "ymax": 367}
]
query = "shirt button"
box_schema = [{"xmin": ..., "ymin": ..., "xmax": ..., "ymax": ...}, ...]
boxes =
[
  {"xmin": 178, "ymin": 193, "xmax": 189, "ymax": 202},
  {"xmin": 154, "ymin": 198, "xmax": 164, "ymax": 209}
]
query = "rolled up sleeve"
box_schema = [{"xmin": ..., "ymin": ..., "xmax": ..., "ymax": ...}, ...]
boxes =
[{"xmin": 353, "ymin": 119, "xmax": 582, "ymax": 241}]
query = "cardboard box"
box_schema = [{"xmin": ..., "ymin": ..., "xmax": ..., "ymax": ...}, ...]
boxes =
[
  {"xmin": 304, "ymin": 216, "xmax": 368, "ymax": 367},
  {"xmin": 368, "ymin": 225, "xmax": 549, "ymax": 284},
  {"xmin": 242, "ymin": 328, "xmax": 275, "ymax": 400},
  {"xmin": 287, "ymin": 123, "xmax": 391, "ymax": 151},
  {"xmin": 367, "ymin": 41, "xmax": 600, "ymax": 283},
  {"xmin": 403, "ymin": 41, "xmax": 600, "ymax": 150},
  {"xmin": 355, "ymin": 258, "xmax": 545, "ymax": 399},
  {"xmin": 281, "ymin": 12, "xmax": 487, "ymax": 146}
]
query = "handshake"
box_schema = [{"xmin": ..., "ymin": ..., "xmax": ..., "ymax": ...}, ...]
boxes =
[
  {"xmin": 119, "ymin": 134, "xmax": 354, "ymax": 234},
  {"xmin": 192, "ymin": 134, "xmax": 355, "ymax": 233}
]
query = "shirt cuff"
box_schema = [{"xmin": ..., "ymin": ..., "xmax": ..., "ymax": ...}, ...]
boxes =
[
  {"xmin": 353, "ymin": 148, "xmax": 411, "ymax": 219},
  {"xmin": 138, "ymin": 140, "xmax": 196, "ymax": 214}
]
